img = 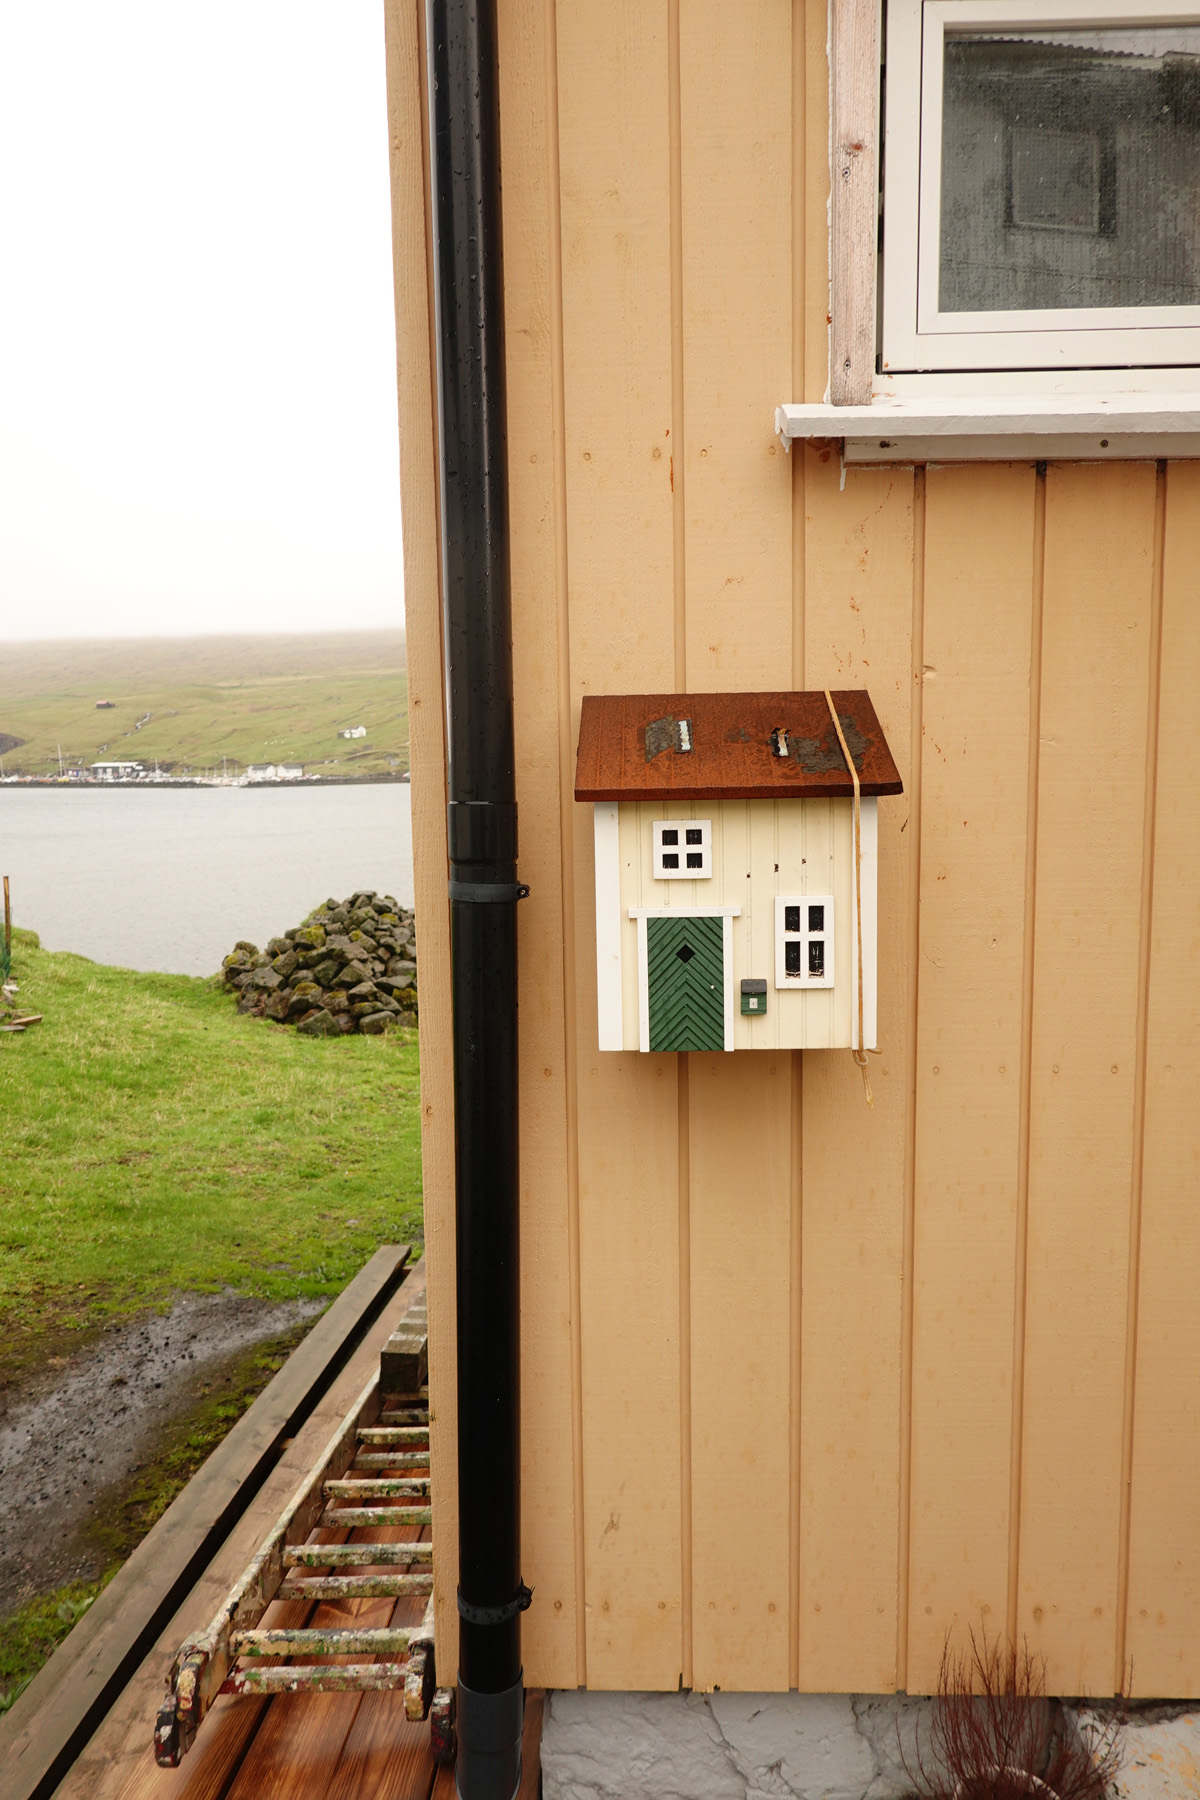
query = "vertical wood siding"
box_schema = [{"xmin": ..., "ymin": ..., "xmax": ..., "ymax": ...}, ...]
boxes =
[{"xmin": 385, "ymin": 0, "xmax": 1199, "ymax": 1696}]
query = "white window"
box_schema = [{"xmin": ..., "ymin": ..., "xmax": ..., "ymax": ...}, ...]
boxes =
[
  {"xmin": 882, "ymin": 0, "xmax": 1200, "ymax": 373},
  {"xmin": 653, "ymin": 819, "xmax": 712, "ymax": 881},
  {"xmin": 774, "ymin": 895, "xmax": 835, "ymax": 990}
]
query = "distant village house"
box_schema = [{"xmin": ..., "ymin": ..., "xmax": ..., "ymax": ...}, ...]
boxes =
[
  {"xmin": 245, "ymin": 763, "xmax": 303, "ymax": 783},
  {"xmin": 338, "ymin": 726, "xmax": 367, "ymax": 739},
  {"xmin": 95, "ymin": 699, "xmax": 115, "ymax": 709},
  {"xmin": 90, "ymin": 761, "xmax": 142, "ymax": 781}
]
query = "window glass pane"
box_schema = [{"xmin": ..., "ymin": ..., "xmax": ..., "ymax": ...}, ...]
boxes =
[{"xmin": 938, "ymin": 26, "xmax": 1200, "ymax": 313}]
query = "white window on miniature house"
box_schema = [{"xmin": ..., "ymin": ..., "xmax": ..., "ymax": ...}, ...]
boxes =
[
  {"xmin": 774, "ymin": 895, "xmax": 835, "ymax": 990},
  {"xmin": 882, "ymin": 0, "xmax": 1200, "ymax": 372},
  {"xmin": 652, "ymin": 819, "xmax": 712, "ymax": 880}
]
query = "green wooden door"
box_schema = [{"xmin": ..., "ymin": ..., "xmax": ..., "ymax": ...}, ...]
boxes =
[{"xmin": 647, "ymin": 914, "xmax": 725, "ymax": 1052}]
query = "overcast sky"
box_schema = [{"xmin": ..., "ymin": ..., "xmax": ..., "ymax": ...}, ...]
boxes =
[{"xmin": 0, "ymin": 4, "xmax": 405, "ymax": 642}]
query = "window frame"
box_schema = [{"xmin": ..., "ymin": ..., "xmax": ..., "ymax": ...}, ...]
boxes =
[{"xmin": 881, "ymin": 0, "xmax": 1200, "ymax": 375}]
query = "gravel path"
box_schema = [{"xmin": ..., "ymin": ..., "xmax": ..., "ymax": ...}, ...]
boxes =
[{"xmin": 0, "ymin": 1292, "xmax": 324, "ymax": 1612}]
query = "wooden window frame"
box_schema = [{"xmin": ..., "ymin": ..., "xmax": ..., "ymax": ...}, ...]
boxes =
[
  {"xmin": 882, "ymin": 0, "xmax": 1200, "ymax": 375},
  {"xmin": 827, "ymin": 0, "xmax": 1200, "ymax": 404}
]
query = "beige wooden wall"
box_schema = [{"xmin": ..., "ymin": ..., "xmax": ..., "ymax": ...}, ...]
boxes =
[{"xmin": 384, "ymin": 0, "xmax": 1200, "ymax": 1698}]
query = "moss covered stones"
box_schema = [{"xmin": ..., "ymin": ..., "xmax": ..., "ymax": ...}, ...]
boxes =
[{"xmin": 221, "ymin": 891, "xmax": 417, "ymax": 1035}]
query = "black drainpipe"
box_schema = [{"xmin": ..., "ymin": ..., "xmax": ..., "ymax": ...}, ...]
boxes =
[{"xmin": 427, "ymin": 3, "xmax": 528, "ymax": 1798}]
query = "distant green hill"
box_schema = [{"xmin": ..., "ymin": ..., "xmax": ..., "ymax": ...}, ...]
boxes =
[{"xmin": 0, "ymin": 630, "xmax": 407, "ymax": 779}]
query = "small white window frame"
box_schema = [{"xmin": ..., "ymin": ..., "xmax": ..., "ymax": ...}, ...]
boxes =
[
  {"xmin": 882, "ymin": 0, "xmax": 1200, "ymax": 374},
  {"xmin": 652, "ymin": 818, "xmax": 712, "ymax": 881},
  {"xmin": 774, "ymin": 895, "xmax": 836, "ymax": 991}
]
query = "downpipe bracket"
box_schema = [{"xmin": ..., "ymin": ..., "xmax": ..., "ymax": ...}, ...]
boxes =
[
  {"xmin": 447, "ymin": 882, "xmax": 530, "ymax": 904},
  {"xmin": 456, "ymin": 1584, "xmax": 533, "ymax": 1627}
]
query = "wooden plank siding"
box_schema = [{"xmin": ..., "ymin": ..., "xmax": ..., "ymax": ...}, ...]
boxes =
[{"xmin": 385, "ymin": 0, "xmax": 1200, "ymax": 1696}]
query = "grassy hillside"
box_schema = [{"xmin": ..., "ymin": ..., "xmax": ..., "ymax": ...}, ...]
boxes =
[
  {"xmin": 0, "ymin": 926, "xmax": 423, "ymax": 1380},
  {"xmin": 0, "ymin": 631, "xmax": 407, "ymax": 779}
]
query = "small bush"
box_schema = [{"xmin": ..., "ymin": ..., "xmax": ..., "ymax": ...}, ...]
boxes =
[{"xmin": 906, "ymin": 1628, "xmax": 1123, "ymax": 1800}]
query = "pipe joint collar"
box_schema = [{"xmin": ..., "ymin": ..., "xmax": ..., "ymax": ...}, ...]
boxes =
[{"xmin": 456, "ymin": 1675, "xmax": 524, "ymax": 1800}]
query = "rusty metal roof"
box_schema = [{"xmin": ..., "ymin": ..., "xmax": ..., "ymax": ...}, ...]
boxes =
[{"xmin": 574, "ymin": 690, "xmax": 903, "ymax": 802}]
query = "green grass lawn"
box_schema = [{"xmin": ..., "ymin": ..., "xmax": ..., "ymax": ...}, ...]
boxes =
[{"xmin": 0, "ymin": 927, "xmax": 423, "ymax": 1383}]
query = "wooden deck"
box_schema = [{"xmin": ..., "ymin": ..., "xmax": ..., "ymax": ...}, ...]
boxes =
[{"xmin": 19, "ymin": 1264, "xmax": 542, "ymax": 1800}]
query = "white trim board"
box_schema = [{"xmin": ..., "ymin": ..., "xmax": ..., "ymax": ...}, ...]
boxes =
[
  {"xmin": 592, "ymin": 804, "xmax": 623, "ymax": 1052},
  {"xmin": 627, "ymin": 907, "xmax": 743, "ymax": 920},
  {"xmin": 775, "ymin": 398, "xmax": 1200, "ymax": 461}
]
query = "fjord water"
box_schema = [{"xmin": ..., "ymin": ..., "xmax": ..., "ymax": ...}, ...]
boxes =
[{"xmin": 0, "ymin": 784, "xmax": 414, "ymax": 975}]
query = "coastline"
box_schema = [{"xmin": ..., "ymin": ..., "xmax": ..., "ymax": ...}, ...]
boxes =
[{"xmin": 0, "ymin": 773, "xmax": 410, "ymax": 790}]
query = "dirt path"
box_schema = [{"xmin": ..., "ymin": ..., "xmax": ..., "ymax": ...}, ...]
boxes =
[{"xmin": 0, "ymin": 1293, "xmax": 324, "ymax": 1613}]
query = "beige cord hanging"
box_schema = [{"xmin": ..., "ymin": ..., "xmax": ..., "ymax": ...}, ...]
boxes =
[{"xmin": 824, "ymin": 690, "xmax": 874, "ymax": 1108}]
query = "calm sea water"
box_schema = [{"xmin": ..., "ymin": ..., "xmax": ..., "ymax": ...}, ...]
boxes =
[{"xmin": 0, "ymin": 785, "xmax": 414, "ymax": 976}]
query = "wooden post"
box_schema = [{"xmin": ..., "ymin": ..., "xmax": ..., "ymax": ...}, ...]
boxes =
[{"xmin": 829, "ymin": 0, "xmax": 880, "ymax": 405}]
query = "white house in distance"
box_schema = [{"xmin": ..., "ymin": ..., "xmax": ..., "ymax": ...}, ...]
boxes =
[
  {"xmin": 575, "ymin": 690, "xmax": 902, "ymax": 1054},
  {"xmin": 245, "ymin": 764, "xmax": 304, "ymax": 783},
  {"xmin": 90, "ymin": 761, "xmax": 143, "ymax": 782},
  {"xmin": 338, "ymin": 726, "xmax": 367, "ymax": 740}
]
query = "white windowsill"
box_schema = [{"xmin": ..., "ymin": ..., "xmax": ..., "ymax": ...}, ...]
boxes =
[{"xmin": 775, "ymin": 393, "xmax": 1200, "ymax": 463}]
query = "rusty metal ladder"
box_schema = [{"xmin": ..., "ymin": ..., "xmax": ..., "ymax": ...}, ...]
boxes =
[{"xmin": 155, "ymin": 1294, "xmax": 455, "ymax": 1767}]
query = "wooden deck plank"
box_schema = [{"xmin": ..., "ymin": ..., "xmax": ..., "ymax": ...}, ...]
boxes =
[
  {"xmin": 322, "ymin": 1694, "xmax": 434, "ymax": 1800},
  {"xmin": 51, "ymin": 1271, "xmax": 426, "ymax": 1800}
]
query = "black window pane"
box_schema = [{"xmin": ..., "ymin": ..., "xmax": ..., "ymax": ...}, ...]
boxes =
[
  {"xmin": 685, "ymin": 828, "xmax": 703, "ymax": 844},
  {"xmin": 686, "ymin": 852, "xmax": 703, "ymax": 868},
  {"xmin": 661, "ymin": 828, "xmax": 678, "ymax": 845},
  {"xmin": 785, "ymin": 941, "xmax": 801, "ymax": 974},
  {"xmin": 662, "ymin": 853, "xmax": 679, "ymax": 869},
  {"xmin": 808, "ymin": 940, "xmax": 825, "ymax": 977},
  {"xmin": 784, "ymin": 905, "xmax": 801, "ymax": 934},
  {"xmin": 808, "ymin": 904, "xmax": 825, "ymax": 932}
]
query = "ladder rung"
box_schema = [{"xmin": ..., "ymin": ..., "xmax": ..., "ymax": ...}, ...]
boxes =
[
  {"xmin": 325, "ymin": 1477, "xmax": 430, "ymax": 1499},
  {"xmin": 232, "ymin": 1626, "xmax": 412, "ymax": 1658},
  {"xmin": 321, "ymin": 1505, "xmax": 432, "ymax": 1527},
  {"xmin": 379, "ymin": 1408, "xmax": 429, "ymax": 1424},
  {"xmin": 354, "ymin": 1447, "xmax": 429, "ymax": 1461},
  {"xmin": 284, "ymin": 1541, "xmax": 433, "ymax": 1567},
  {"xmin": 358, "ymin": 1427, "xmax": 429, "ymax": 1444},
  {"xmin": 278, "ymin": 1572, "xmax": 433, "ymax": 1600},
  {"xmin": 222, "ymin": 1661, "xmax": 408, "ymax": 1696}
]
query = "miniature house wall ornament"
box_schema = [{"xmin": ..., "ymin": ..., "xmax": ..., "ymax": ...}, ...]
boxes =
[{"xmin": 574, "ymin": 690, "xmax": 903, "ymax": 1054}]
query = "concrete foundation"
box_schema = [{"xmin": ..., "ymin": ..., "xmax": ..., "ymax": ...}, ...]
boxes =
[
  {"xmin": 542, "ymin": 1690, "xmax": 1200, "ymax": 1800},
  {"xmin": 540, "ymin": 1691, "xmax": 933, "ymax": 1800}
]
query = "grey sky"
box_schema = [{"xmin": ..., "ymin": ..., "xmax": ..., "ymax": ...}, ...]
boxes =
[{"xmin": 0, "ymin": 4, "xmax": 405, "ymax": 642}]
